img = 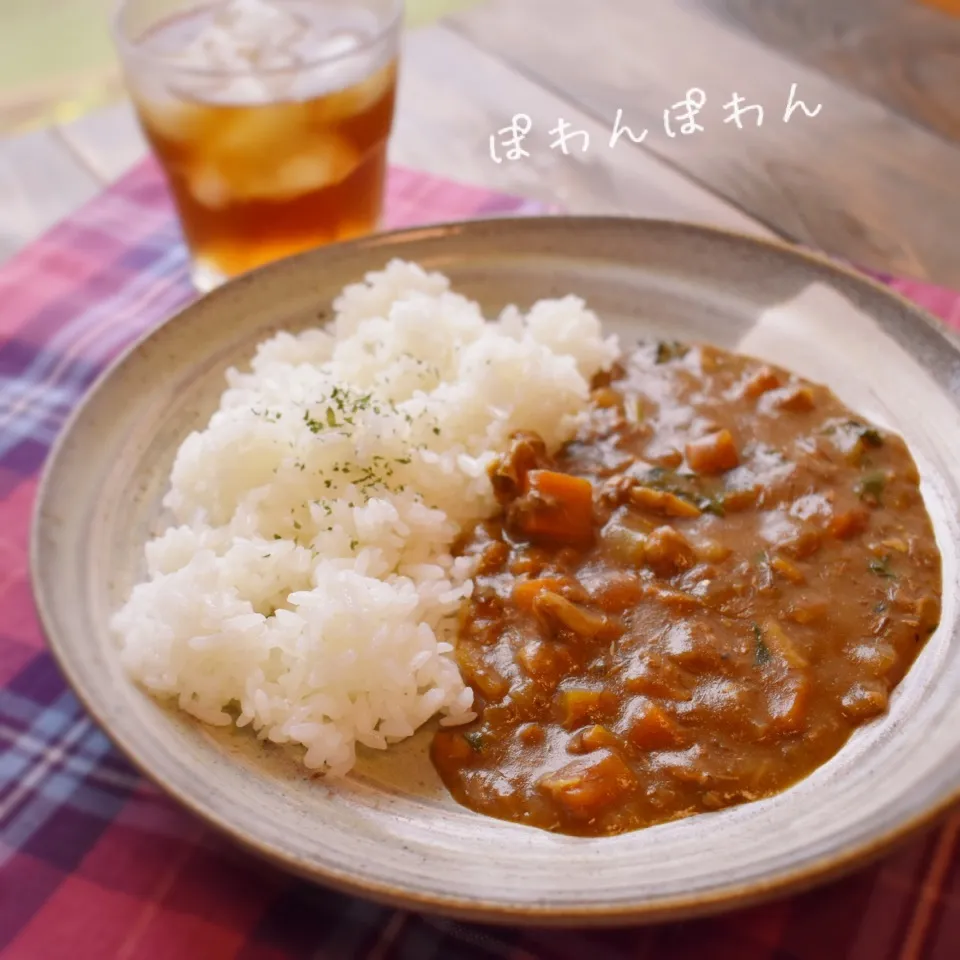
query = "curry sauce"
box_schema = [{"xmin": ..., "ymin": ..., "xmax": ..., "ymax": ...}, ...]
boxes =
[{"xmin": 431, "ymin": 341, "xmax": 942, "ymax": 837}]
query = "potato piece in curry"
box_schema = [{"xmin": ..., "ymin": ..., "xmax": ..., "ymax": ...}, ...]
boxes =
[{"xmin": 430, "ymin": 341, "xmax": 942, "ymax": 837}]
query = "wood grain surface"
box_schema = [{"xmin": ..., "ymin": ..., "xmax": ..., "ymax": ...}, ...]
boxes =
[
  {"xmin": 450, "ymin": 0, "xmax": 960, "ymax": 284},
  {"xmin": 697, "ymin": 0, "xmax": 960, "ymax": 144},
  {"xmin": 54, "ymin": 27, "xmax": 772, "ymax": 237},
  {"xmin": 394, "ymin": 27, "xmax": 771, "ymax": 236},
  {"xmin": 1, "ymin": 0, "xmax": 958, "ymax": 286}
]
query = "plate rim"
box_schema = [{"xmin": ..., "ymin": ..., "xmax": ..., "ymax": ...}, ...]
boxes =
[{"xmin": 29, "ymin": 214, "xmax": 960, "ymax": 926}]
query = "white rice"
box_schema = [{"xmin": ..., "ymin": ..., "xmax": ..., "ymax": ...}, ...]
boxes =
[{"xmin": 112, "ymin": 259, "xmax": 619, "ymax": 775}]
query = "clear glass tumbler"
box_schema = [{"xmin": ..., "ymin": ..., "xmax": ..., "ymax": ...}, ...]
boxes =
[{"xmin": 113, "ymin": 0, "xmax": 403, "ymax": 292}]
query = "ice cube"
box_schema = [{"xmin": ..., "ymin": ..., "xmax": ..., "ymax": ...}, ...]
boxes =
[
  {"xmin": 211, "ymin": 0, "xmax": 303, "ymax": 53},
  {"xmin": 156, "ymin": 1, "xmax": 390, "ymax": 108},
  {"xmin": 267, "ymin": 140, "xmax": 362, "ymax": 198},
  {"xmin": 189, "ymin": 166, "xmax": 232, "ymax": 208},
  {"xmin": 136, "ymin": 93, "xmax": 210, "ymax": 142},
  {"xmin": 170, "ymin": 0, "xmax": 306, "ymax": 76},
  {"xmin": 309, "ymin": 61, "xmax": 396, "ymax": 123},
  {"xmin": 314, "ymin": 31, "xmax": 362, "ymax": 60},
  {"xmin": 171, "ymin": 26, "xmax": 245, "ymax": 74},
  {"xmin": 287, "ymin": 9, "xmax": 380, "ymax": 67},
  {"xmin": 208, "ymin": 100, "xmax": 313, "ymax": 157},
  {"xmin": 200, "ymin": 74, "xmax": 275, "ymax": 106},
  {"xmin": 189, "ymin": 132, "xmax": 361, "ymax": 207}
]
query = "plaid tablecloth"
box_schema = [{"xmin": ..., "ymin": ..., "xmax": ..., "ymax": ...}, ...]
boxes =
[{"xmin": 1, "ymin": 159, "xmax": 959, "ymax": 960}]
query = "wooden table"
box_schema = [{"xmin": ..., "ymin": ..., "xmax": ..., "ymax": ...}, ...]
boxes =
[{"xmin": 3, "ymin": 0, "xmax": 960, "ymax": 284}]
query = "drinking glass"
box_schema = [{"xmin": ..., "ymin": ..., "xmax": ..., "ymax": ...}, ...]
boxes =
[{"xmin": 113, "ymin": 0, "xmax": 403, "ymax": 292}]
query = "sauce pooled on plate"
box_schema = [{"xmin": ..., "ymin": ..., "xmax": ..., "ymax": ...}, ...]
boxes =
[{"xmin": 431, "ymin": 341, "xmax": 942, "ymax": 837}]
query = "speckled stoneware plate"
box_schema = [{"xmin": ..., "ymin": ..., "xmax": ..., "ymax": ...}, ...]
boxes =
[{"xmin": 31, "ymin": 218, "xmax": 960, "ymax": 926}]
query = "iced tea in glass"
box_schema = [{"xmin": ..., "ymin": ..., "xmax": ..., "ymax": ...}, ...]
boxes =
[{"xmin": 114, "ymin": 0, "xmax": 402, "ymax": 291}]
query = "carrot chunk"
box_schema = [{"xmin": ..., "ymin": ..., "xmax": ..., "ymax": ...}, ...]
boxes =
[
  {"xmin": 588, "ymin": 572, "xmax": 644, "ymax": 612},
  {"xmin": 539, "ymin": 749, "xmax": 636, "ymax": 818},
  {"xmin": 840, "ymin": 681, "xmax": 889, "ymax": 721},
  {"xmin": 518, "ymin": 722, "xmax": 545, "ymax": 746},
  {"xmin": 644, "ymin": 525, "xmax": 696, "ymax": 578},
  {"xmin": 621, "ymin": 698, "xmax": 686, "ymax": 751},
  {"xmin": 558, "ymin": 686, "xmax": 617, "ymax": 729},
  {"xmin": 520, "ymin": 470, "xmax": 595, "ymax": 546},
  {"xmin": 742, "ymin": 367, "xmax": 781, "ymax": 399},
  {"xmin": 512, "ymin": 577, "xmax": 573, "ymax": 612},
  {"xmin": 773, "ymin": 385, "xmax": 816, "ymax": 413},
  {"xmin": 829, "ymin": 507, "xmax": 869, "ymax": 540},
  {"xmin": 685, "ymin": 429, "xmax": 740, "ymax": 475},
  {"xmin": 629, "ymin": 485, "xmax": 702, "ymax": 518},
  {"xmin": 577, "ymin": 724, "xmax": 622, "ymax": 751},
  {"xmin": 771, "ymin": 555, "xmax": 806, "ymax": 584},
  {"xmin": 517, "ymin": 640, "xmax": 566, "ymax": 686},
  {"xmin": 432, "ymin": 730, "xmax": 474, "ymax": 763}
]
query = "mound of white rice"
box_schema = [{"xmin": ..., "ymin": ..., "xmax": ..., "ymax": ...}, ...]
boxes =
[{"xmin": 112, "ymin": 260, "xmax": 619, "ymax": 774}]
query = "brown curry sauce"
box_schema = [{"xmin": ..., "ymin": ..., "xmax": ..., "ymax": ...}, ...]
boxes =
[{"xmin": 430, "ymin": 341, "xmax": 942, "ymax": 837}]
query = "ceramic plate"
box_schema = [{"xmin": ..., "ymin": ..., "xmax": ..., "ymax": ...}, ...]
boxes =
[{"xmin": 31, "ymin": 218, "xmax": 960, "ymax": 925}]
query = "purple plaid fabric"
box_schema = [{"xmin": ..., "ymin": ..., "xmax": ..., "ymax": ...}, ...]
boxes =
[{"xmin": 1, "ymin": 158, "xmax": 959, "ymax": 959}]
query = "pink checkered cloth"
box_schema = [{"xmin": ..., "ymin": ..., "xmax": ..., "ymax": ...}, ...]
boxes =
[{"xmin": 1, "ymin": 159, "xmax": 959, "ymax": 960}]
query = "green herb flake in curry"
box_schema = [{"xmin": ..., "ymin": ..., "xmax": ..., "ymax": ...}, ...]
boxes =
[{"xmin": 431, "ymin": 341, "xmax": 942, "ymax": 837}]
